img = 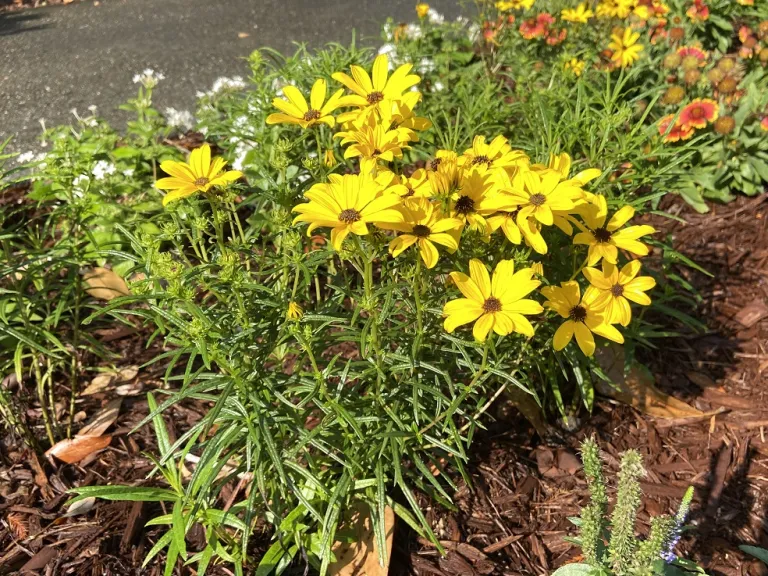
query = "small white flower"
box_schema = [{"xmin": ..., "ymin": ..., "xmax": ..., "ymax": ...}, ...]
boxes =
[
  {"xmin": 123, "ymin": 168, "xmax": 135, "ymax": 177},
  {"xmin": 92, "ymin": 160, "xmax": 116, "ymax": 180},
  {"xmin": 16, "ymin": 151, "xmax": 35, "ymax": 164},
  {"xmin": 455, "ymin": 16, "xmax": 469, "ymax": 26},
  {"xmin": 433, "ymin": 81, "xmax": 445, "ymax": 92},
  {"xmin": 467, "ymin": 23, "xmax": 481, "ymax": 43},
  {"xmin": 297, "ymin": 173, "xmax": 310, "ymax": 183},
  {"xmin": 427, "ymin": 8, "xmax": 444, "ymax": 24},
  {"xmin": 133, "ymin": 69, "xmax": 164, "ymax": 89},
  {"xmin": 382, "ymin": 21, "xmax": 394, "ymax": 41},
  {"xmin": 73, "ymin": 174, "xmax": 90, "ymax": 189},
  {"xmin": 88, "ymin": 105, "xmax": 98, "ymax": 113},
  {"xmin": 208, "ymin": 76, "xmax": 246, "ymax": 96},
  {"xmin": 417, "ymin": 57, "xmax": 435, "ymax": 74},
  {"xmin": 163, "ymin": 107, "xmax": 195, "ymax": 131},
  {"xmin": 231, "ymin": 140, "xmax": 257, "ymax": 171},
  {"xmin": 405, "ymin": 22, "xmax": 422, "ymax": 39}
]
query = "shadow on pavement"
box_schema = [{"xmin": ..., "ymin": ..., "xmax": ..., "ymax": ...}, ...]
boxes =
[{"xmin": 0, "ymin": 9, "xmax": 49, "ymax": 36}]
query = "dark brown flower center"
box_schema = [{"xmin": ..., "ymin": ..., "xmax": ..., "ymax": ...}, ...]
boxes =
[
  {"xmin": 483, "ymin": 297, "xmax": 502, "ymax": 313},
  {"xmin": 453, "ymin": 195, "xmax": 475, "ymax": 215},
  {"xmin": 339, "ymin": 208, "xmax": 361, "ymax": 224},
  {"xmin": 427, "ymin": 157, "xmax": 442, "ymax": 171},
  {"xmin": 592, "ymin": 227, "xmax": 613, "ymax": 243},
  {"xmin": 472, "ymin": 155, "xmax": 492, "ymax": 166},
  {"xmin": 569, "ymin": 305, "xmax": 587, "ymax": 323},
  {"xmin": 610, "ymin": 283, "xmax": 624, "ymax": 297},
  {"xmin": 690, "ymin": 107, "xmax": 704, "ymax": 119},
  {"xmin": 303, "ymin": 109, "xmax": 321, "ymax": 121},
  {"xmin": 373, "ymin": 148, "xmax": 383, "ymax": 156},
  {"xmin": 412, "ymin": 224, "xmax": 431, "ymax": 238},
  {"xmin": 529, "ymin": 193, "xmax": 547, "ymax": 206},
  {"xmin": 194, "ymin": 177, "xmax": 210, "ymax": 187},
  {"xmin": 367, "ymin": 91, "xmax": 385, "ymax": 104}
]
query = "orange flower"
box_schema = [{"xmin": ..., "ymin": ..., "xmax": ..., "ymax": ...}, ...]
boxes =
[
  {"xmin": 761, "ymin": 117, "xmax": 768, "ymax": 132},
  {"xmin": 679, "ymin": 98, "xmax": 719, "ymax": 129},
  {"xmin": 658, "ymin": 114, "xmax": 694, "ymax": 142},
  {"xmin": 686, "ymin": 0, "xmax": 708, "ymax": 22},
  {"xmin": 677, "ymin": 46, "xmax": 708, "ymax": 66}
]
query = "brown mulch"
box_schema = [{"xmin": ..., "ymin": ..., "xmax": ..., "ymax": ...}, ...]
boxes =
[
  {"xmin": 0, "ymin": 0, "xmax": 83, "ymax": 12},
  {"xmin": 1, "ymin": 193, "xmax": 767, "ymax": 575}
]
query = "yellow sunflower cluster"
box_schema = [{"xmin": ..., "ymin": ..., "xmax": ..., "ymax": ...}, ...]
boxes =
[{"xmin": 279, "ymin": 55, "xmax": 656, "ymax": 354}]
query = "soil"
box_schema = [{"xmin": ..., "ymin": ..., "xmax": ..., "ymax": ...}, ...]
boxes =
[
  {"xmin": 0, "ymin": 0, "xmax": 83, "ymax": 12},
  {"xmin": 2, "ymin": 192, "xmax": 767, "ymax": 575}
]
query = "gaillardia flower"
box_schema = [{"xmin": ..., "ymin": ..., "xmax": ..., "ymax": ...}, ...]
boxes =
[
  {"xmin": 266, "ymin": 79, "xmax": 344, "ymax": 129},
  {"xmin": 156, "ymin": 143, "xmax": 242, "ymax": 206},
  {"xmin": 443, "ymin": 259, "xmax": 543, "ymax": 342},
  {"xmin": 541, "ymin": 281, "xmax": 624, "ymax": 356},
  {"xmin": 583, "ymin": 260, "xmax": 656, "ymax": 326},
  {"xmin": 573, "ymin": 195, "xmax": 656, "ymax": 265},
  {"xmin": 679, "ymin": 98, "xmax": 719, "ymax": 129},
  {"xmin": 658, "ymin": 114, "xmax": 694, "ymax": 142},
  {"xmin": 292, "ymin": 173, "xmax": 404, "ymax": 250}
]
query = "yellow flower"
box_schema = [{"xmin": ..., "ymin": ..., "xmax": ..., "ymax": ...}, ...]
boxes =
[
  {"xmin": 561, "ymin": 3, "xmax": 594, "ymax": 23},
  {"xmin": 564, "ymin": 58, "xmax": 586, "ymax": 76},
  {"xmin": 292, "ymin": 173, "xmax": 404, "ymax": 250},
  {"xmin": 596, "ymin": 0, "xmax": 634, "ymax": 18},
  {"xmin": 503, "ymin": 169, "xmax": 580, "ymax": 227},
  {"xmin": 487, "ymin": 210, "xmax": 522, "ymax": 244},
  {"xmin": 155, "ymin": 143, "xmax": 242, "ymax": 206},
  {"xmin": 542, "ymin": 281, "xmax": 624, "ymax": 356},
  {"xmin": 531, "ymin": 262, "xmax": 544, "ymax": 277},
  {"xmin": 337, "ymin": 124, "xmax": 407, "ymax": 167},
  {"xmin": 609, "ymin": 28, "xmax": 644, "ymax": 68},
  {"xmin": 286, "ymin": 302, "xmax": 304, "ymax": 321},
  {"xmin": 266, "ymin": 79, "xmax": 344, "ymax": 129},
  {"xmin": 333, "ymin": 55, "xmax": 421, "ymax": 116},
  {"xmin": 416, "ymin": 3, "xmax": 430, "ymax": 18},
  {"xmin": 386, "ymin": 199, "xmax": 461, "ymax": 268},
  {"xmin": 388, "ymin": 169, "xmax": 431, "ymax": 200},
  {"xmin": 458, "ymin": 135, "xmax": 529, "ymax": 178},
  {"xmin": 351, "ymin": 93, "xmax": 432, "ymax": 144},
  {"xmin": 324, "ymin": 149, "xmax": 337, "ymax": 168},
  {"xmin": 546, "ymin": 152, "xmax": 602, "ymax": 187},
  {"xmin": 450, "ymin": 169, "xmax": 515, "ymax": 234},
  {"xmin": 583, "ymin": 260, "xmax": 656, "ymax": 326},
  {"xmin": 444, "ymin": 259, "xmax": 543, "ymax": 341},
  {"xmin": 496, "ymin": 0, "xmax": 535, "ymax": 10},
  {"xmin": 573, "ymin": 195, "xmax": 656, "ymax": 266}
]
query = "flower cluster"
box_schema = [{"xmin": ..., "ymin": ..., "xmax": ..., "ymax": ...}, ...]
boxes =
[{"xmin": 270, "ymin": 54, "xmax": 656, "ymax": 353}]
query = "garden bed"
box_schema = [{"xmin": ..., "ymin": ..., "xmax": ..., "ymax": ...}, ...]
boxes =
[{"xmin": 2, "ymin": 192, "xmax": 766, "ymax": 575}]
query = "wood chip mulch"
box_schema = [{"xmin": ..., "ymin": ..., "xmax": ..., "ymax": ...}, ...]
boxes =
[{"xmin": 1, "ymin": 194, "xmax": 767, "ymax": 575}]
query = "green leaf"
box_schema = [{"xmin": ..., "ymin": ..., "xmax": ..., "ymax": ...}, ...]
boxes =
[
  {"xmin": 549, "ymin": 564, "xmax": 594, "ymax": 576},
  {"xmin": 740, "ymin": 545, "xmax": 768, "ymax": 565},
  {"xmin": 68, "ymin": 485, "xmax": 177, "ymax": 504}
]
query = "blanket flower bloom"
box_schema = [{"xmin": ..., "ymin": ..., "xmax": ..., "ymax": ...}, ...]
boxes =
[
  {"xmin": 573, "ymin": 195, "xmax": 655, "ymax": 265},
  {"xmin": 608, "ymin": 28, "xmax": 644, "ymax": 68},
  {"xmin": 583, "ymin": 260, "xmax": 656, "ymax": 326},
  {"xmin": 679, "ymin": 98, "xmax": 719, "ymax": 130},
  {"xmin": 659, "ymin": 114, "xmax": 695, "ymax": 142},
  {"xmin": 292, "ymin": 173, "xmax": 404, "ymax": 250},
  {"xmin": 542, "ymin": 281, "xmax": 624, "ymax": 356},
  {"xmin": 266, "ymin": 79, "xmax": 344, "ymax": 129},
  {"xmin": 444, "ymin": 259, "xmax": 543, "ymax": 342},
  {"xmin": 156, "ymin": 143, "xmax": 242, "ymax": 206}
]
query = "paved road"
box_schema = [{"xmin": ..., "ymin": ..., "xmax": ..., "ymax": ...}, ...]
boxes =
[{"xmin": 0, "ymin": 0, "xmax": 461, "ymax": 154}]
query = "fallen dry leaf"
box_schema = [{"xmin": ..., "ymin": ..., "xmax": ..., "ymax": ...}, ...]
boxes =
[
  {"xmin": 64, "ymin": 496, "xmax": 96, "ymax": 517},
  {"xmin": 329, "ymin": 503, "xmax": 394, "ymax": 576},
  {"xmin": 81, "ymin": 365, "xmax": 139, "ymax": 395},
  {"xmin": 238, "ymin": 32, "xmax": 250, "ymax": 38},
  {"xmin": 595, "ymin": 344, "xmax": 704, "ymax": 419},
  {"xmin": 46, "ymin": 435, "xmax": 112, "ymax": 464},
  {"xmin": 84, "ymin": 267, "xmax": 130, "ymax": 301},
  {"xmin": 78, "ymin": 398, "xmax": 122, "ymax": 437}
]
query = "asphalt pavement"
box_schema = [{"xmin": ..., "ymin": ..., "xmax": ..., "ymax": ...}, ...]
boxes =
[{"xmin": 0, "ymin": 0, "xmax": 461, "ymax": 154}]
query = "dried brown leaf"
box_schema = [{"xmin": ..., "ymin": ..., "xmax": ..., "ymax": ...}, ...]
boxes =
[
  {"xmin": 78, "ymin": 398, "xmax": 122, "ymax": 437},
  {"xmin": 329, "ymin": 503, "xmax": 394, "ymax": 576},
  {"xmin": 45, "ymin": 435, "xmax": 112, "ymax": 464},
  {"xmin": 84, "ymin": 267, "xmax": 130, "ymax": 301}
]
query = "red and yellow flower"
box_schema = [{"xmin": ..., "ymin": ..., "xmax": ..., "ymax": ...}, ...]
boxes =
[
  {"xmin": 686, "ymin": 0, "xmax": 709, "ymax": 22},
  {"xmin": 658, "ymin": 114, "xmax": 694, "ymax": 142},
  {"xmin": 679, "ymin": 98, "xmax": 719, "ymax": 129}
]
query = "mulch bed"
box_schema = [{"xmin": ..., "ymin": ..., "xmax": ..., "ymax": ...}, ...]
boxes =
[
  {"xmin": 0, "ymin": 0, "xmax": 83, "ymax": 12},
  {"xmin": 2, "ymin": 193, "xmax": 767, "ymax": 575}
]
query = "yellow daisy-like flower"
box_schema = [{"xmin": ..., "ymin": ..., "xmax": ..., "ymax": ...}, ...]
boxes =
[
  {"xmin": 542, "ymin": 281, "xmax": 624, "ymax": 356},
  {"xmin": 337, "ymin": 124, "xmax": 408, "ymax": 167},
  {"xmin": 155, "ymin": 143, "xmax": 242, "ymax": 206},
  {"xmin": 564, "ymin": 58, "xmax": 586, "ymax": 76},
  {"xmin": 561, "ymin": 3, "xmax": 594, "ymax": 23},
  {"xmin": 444, "ymin": 259, "xmax": 543, "ymax": 342},
  {"xmin": 292, "ymin": 173, "xmax": 404, "ymax": 250},
  {"xmin": 386, "ymin": 199, "xmax": 461, "ymax": 268},
  {"xmin": 450, "ymin": 169, "xmax": 514, "ymax": 234},
  {"xmin": 573, "ymin": 195, "xmax": 655, "ymax": 266},
  {"xmin": 388, "ymin": 169, "xmax": 431, "ymax": 200},
  {"xmin": 583, "ymin": 260, "xmax": 656, "ymax": 326},
  {"xmin": 266, "ymin": 79, "xmax": 344, "ymax": 129},
  {"xmin": 487, "ymin": 210, "xmax": 522, "ymax": 244},
  {"xmin": 545, "ymin": 152, "xmax": 602, "ymax": 187},
  {"xmin": 324, "ymin": 149, "xmax": 337, "ymax": 168},
  {"xmin": 609, "ymin": 27, "xmax": 644, "ymax": 68},
  {"xmin": 286, "ymin": 302, "xmax": 304, "ymax": 321},
  {"xmin": 333, "ymin": 55, "xmax": 421, "ymax": 117},
  {"xmin": 496, "ymin": 0, "xmax": 535, "ymax": 10},
  {"xmin": 504, "ymin": 169, "xmax": 580, "ymax": 226},
  {"xmin": 416, "ymin": 3, "xmax": 430, "ymax": 18},
  {"xmin": 458, "ymin": 135, "xmax": 529, "ymax": 178}
]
